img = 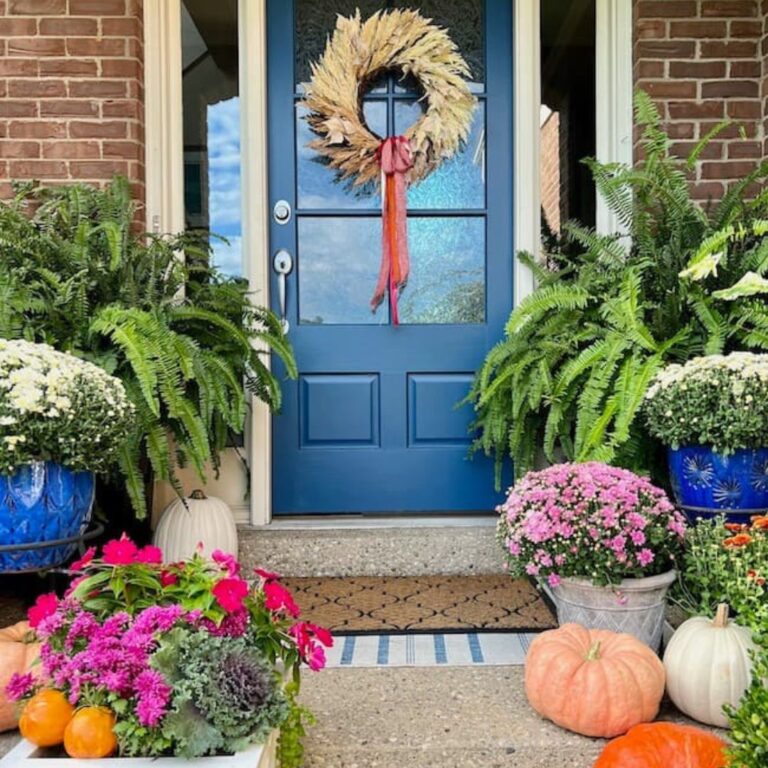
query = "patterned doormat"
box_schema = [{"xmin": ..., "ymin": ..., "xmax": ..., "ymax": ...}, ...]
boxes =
[{"xmin": 281, "ymin": 575, "xmax": 556, "ymax": 634}]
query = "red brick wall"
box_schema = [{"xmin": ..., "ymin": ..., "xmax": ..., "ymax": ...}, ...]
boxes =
[
  {"xmin": 763, "ymin": 0, "xmax": 768, "ymax": 157},
  {"xmin": 634, "ymin": 0, "xmax": 766, "ymax": 201},
  {"xmin": 0, "ymin": 0, "xmax": 144, "ymax": 206}
]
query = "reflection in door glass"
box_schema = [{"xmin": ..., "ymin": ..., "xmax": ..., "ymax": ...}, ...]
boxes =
[
  {"xmin": 181, "ymin": 0, "xmax": 241, "ymax": 276},
  {"xmin": 399, "ymin": 217, "xmax": 485, "ymax": 325}
]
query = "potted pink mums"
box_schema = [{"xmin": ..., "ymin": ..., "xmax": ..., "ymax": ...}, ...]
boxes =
[
  {"xmin": 5, "ymin": 537, "xmax": 331, "ymax": 767},
  {"xmin": 498, "ymin": 462, "xmax": 687, "ymax": 649}
]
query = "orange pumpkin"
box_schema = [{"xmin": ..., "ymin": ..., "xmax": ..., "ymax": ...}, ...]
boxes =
[
  {"xmin": 0, "ymin": 621, "xmax": 40, "ymax": 732},
  {"xmin": 594, "ymin": 722, "xmax": 729, "ymax": 768},
  {"xmin": 524, "ymin": 623, "xmax": 665, "ymax": 738},
  {"xmin": 18, "ymin": 689, "xmax": 74, "ymax": 747},
  {"xmin": 64, "ymin": 707, "xmax": 117, "ymax": 759}
]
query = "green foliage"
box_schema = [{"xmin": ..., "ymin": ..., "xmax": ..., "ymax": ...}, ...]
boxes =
[
  {"xmin": 469, "ymin": 91, "xmax": 768, "ymax": 483},
  {"xmin": 0, "ymin": 178, "xmax": 296, "ymax": 515},
  {"xmin": 727, "ymin": 643, "xmax": 768, "ymax": 768},
  {"xmin": 278, "ymin": 681, "xmax": 316, "ymax": 768}
]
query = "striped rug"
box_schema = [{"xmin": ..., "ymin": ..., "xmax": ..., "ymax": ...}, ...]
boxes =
[{"xmin": 324, "ymin": 632, "xmax": 539, "ymax": 668}]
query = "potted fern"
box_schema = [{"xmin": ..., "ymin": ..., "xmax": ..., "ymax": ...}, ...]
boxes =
[
  {"xmin": 0, "ymin": 178, "xmax": 296, "ymax": 523},
  {"xmin": 644, "ymin": 353, "xmax": 768, "ymax": 522},
  {"xmin": 468, "ymin": 91, "xmax": 768, "ymax": 487}
]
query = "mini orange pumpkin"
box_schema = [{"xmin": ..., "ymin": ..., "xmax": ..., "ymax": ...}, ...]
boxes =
[
  {"xmin": 64, "ymin": 706, "xmax": 117, "ymax": 759},
  {"xmin": 18, "ymin": 689, "xmax": 74, "ymax": 747},
  {"xmin": 524, "ymin": 623, "xmax": 665, "ymax": 738},
  {"xmin": 594, "ymin": 722, "xmax": 729, "ymax": 768},
  {"xmin": 0, "ymin": 621, "xmax": 40, "ymax": 732}
]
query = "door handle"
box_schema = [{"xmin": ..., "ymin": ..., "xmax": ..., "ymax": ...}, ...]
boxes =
[{"xmin": 273, "ymin": 249, "xmax": 293, "ymax": 333}]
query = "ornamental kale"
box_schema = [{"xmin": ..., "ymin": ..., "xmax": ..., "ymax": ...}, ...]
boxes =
[
  {"xmin": 644, "ymin": 353, "xmax": 768, "ymax": 454},
  {"xmin": 161, "ymin": 631, "xmax": 288, "ymax": 757},
  {"xmin": 498, "ymin": 462, "xmax": 687, "ymax": 587}
]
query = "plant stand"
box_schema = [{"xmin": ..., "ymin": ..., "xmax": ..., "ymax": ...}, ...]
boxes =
[
  {"xmin": 0, "ymin": 733, "xmax": 276, "ymax": 768},
  {"xmin": 0, "ymin": 523, "xmax": 103, "ymax": 575}
]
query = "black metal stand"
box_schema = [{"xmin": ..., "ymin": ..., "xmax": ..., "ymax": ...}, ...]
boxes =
[{"xmin": 0, "ymin": 522, "xmax": 104, "ymax": 575}]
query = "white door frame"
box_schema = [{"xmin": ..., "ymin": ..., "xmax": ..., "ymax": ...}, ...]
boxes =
[{"xmin": 144, "ymin": 0, "xmax": 633, "ymax": 526}]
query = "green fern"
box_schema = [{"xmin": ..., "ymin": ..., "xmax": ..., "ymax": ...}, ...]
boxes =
[
  {"xmin": 469, "ymin": 90, "xmax": 768, "ymax": 485},
  {"xmin": 0, "ymin": 177, "xmax": 296, "ymax": 517}
]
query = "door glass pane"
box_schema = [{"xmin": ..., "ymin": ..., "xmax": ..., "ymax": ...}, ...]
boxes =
[
  {"xmin": 181, "ymin": 0, "xmax": 241, "ymax": 276},
  {"xmin": 393, "ymin": 0, "xmax": 485, "ymax": 93},
  {"xmin": 295, "ymin": 0, "xmax": 384, "ymax": 90},
  {"xmin": 298, "ymin": 218, "xmax": 389, "ymax": 325},
  {"xmin": 394, "ymin": 101, "xmax": 486, "ymax": 210},
  {"xmin": 399, "ymin": 217, "xmax": 485, "ymax": 325},
  {"xmin": 297, "ymin": 101, "xmax": 386, "ymax": 210}
]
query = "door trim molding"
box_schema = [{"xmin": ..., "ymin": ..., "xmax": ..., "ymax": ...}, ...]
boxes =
[{"xmin": 144, "ymin": 0, "xmax": 633, "ymax": 526}]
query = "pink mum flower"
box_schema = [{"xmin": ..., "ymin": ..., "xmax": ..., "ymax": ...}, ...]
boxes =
[{"xmin": 5, "ymin": 672, "xmax": 35, "ymax": 702}]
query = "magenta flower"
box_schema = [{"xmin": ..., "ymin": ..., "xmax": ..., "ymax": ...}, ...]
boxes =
[
  {"xmin": 70, "ymin": 547, "xmax": 96, "ymax": 571},
  {"xmin": 135, "ymin": 545, "xmax": 163, "ymax": 565},
  {"xmin": 254, "ymin": 567, "xmax": 281, "ymax": 581},
  {"xmin": 263, "ymin": 581, "xmax": 300, "ymax": 618},
  {"xmin": 5, "ymin": 672, "xmax": 35, "ymax": 701},
  {"xmin": 134, "ymin": 669, "xmax": 172, "ymax": 727},
  {"xmin": 28, "ymin": 593, "xmax": 58, "ymax": 629},
  {"xmin": 212, "ymin": 550, "xmax": 240, "ymax": 576},
  {"xmin": 160, "ymin": 570, "xmax": 178, "ymax": 587},
  {"xmin": 212, "ymin": 578, "xmax": 250, "ymax": 613},
  {"xmin": 102, "ymin": 534, "xmax": 138, "ymax": 566}
]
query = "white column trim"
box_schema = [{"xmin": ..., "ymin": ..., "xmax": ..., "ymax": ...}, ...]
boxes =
[
  {"xmin": 143, "ymin": 0, "xmax": 184, "ymax": 235},
  {"xmin": 596, "ymin": 0, "xmax": 634, "ymax": 234},
  {"xmin": 240, "ymin": 0, "xmax": 272, "ymax": 526},
  {"xmin": 513, "ymin": 0, "xmax": 540, "ymax": 305}
]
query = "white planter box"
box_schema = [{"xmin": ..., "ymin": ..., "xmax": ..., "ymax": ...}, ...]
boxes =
[{"xmin": 1, "ymin": 733, "xmax": 276, "ymax": 768}]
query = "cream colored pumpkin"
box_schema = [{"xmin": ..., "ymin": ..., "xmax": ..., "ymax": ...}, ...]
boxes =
[
  {"xmin": 153, "ymin": 490, "xmax": 238, "ymax": 562},
  {"xmin": 664, "ymin": 603, "xmax": 756, "ymax": 728},
  {"xmin": 0, "ymin": 621, "xmax": 41, "ymax": 732}
]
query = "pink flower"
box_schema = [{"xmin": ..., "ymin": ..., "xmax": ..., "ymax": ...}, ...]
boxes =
[
  {"xmin": 263, "ymin": 581, "xmax": 301, "ymax": 618},
  {"xmin": 308, "ymin": 645, "xmax": 326, "ymax": 671},
  {"xmin": 547, "ymin": 573, "xmax": 561, "ymax": 588},
  {"xmin": 102, "ymin": 534, "xmax": 138, "ymax": 566},
  {"xmin": 289, "ymin": 622, "xmax": 334, "ymax": 671},
  {"xmin": 136, "ymin": 545, "xmax": 163, "ymax": 565},
  {"xmin": 212, "ymin": 549, "xmax": 240, "ymax": 576},
  {"xmin": 254, "ymin": 567, "xmax": 281, "ymax": 581},
  {"xmin": 637, "ymin": 548, "xmax": 655, "ymax": 567},
  {"xmin": 70, "ymin": 547, "xmax": 96, "ymax": 571},
  {"xmin": 212, "ymin": 578, "xmax": 250, "ymax": 613},
  {"xmin": 201, "ymin": 609, "xmax": 249, "ymax": 637},
  {"xmin": 5, "ymin": 672, "xmax": 35, "ymax": 701},
  {"xmin": 525, "ymin": 563, "xmax": 540, "ymax": 576},
  {"xmin": 28, "ymin": 593, "xmax": 58, "ymax": 629},
  {"xmin": 134, "ymin": 669, "xmax": 172, "ymax": 727}
]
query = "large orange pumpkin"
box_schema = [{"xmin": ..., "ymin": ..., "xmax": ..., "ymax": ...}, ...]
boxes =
[
  {"xmin": 18, "ymin": 689, "xmax": 74, "ymax": 747},
  {"xmin": 524, "ymin": 623, "xmax": 665, "ymax": 738},
  {"xmin": 64, "ymin": 707, "xmax": 117, "ymax": 759},
  {"xmin": 594, "ymin": 722, "xmax": 729, "ymax": 768},
  {"xmin": 0, "ymin": 621, "xmax": 40, "ymax": 732}
]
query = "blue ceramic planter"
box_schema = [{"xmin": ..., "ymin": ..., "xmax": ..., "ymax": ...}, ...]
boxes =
[
  {"xmin": 668, "ymin": 446, "xmax": 768, "ymax": 524},
  {"xmin": 0, "ymin": 462, "xmax": 95, "ymax": 572}
]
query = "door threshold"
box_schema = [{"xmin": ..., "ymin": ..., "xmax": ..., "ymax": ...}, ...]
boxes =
[{"xmin": 248, "ymin": 514, "xmax": 498, "ymax": 531}]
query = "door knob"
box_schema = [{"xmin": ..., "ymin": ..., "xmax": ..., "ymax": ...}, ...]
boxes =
[{"xmin": 273, "ymin": 249, "xmax": 293, "ymax": 333}]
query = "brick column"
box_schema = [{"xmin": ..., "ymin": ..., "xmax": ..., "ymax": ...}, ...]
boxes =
[
  {"xmin": 763, "ymin": 1, "xmax": 768, "ymax": 158},
  {"xmin": 0, "ymin": 0, "xmax": 145, "ymax": 209},
  {"xmin": 634, "ymin": 0, "xmax": 764, "ymax": 200}
]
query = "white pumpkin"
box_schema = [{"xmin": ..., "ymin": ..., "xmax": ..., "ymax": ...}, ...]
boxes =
[
  {"xmin": 153, "ymin": 490, "xmax": 238, "ymax": 562},
  {"xmin": 664, "ymin": 603, "xmax": 756, "ymax": 727}
]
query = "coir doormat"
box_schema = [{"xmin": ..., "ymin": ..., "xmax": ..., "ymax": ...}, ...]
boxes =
[{"xmin": 281, "ymin": 575, "xmax": 556, "ymax": 634}]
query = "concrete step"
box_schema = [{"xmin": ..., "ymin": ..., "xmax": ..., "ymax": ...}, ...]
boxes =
[{"xmin": 238, "ymin": 516, "xmax": 501, "ymax": 577}]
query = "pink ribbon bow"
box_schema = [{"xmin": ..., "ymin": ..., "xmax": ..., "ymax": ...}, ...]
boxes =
[{"xmin": 371, "ymin": 135, "xmax": 413, "ymax": 325}]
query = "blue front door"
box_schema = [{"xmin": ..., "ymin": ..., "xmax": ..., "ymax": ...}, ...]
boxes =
[{"xmin": 269, "ymin": 0, "xmax": 513, "ymax": 514}]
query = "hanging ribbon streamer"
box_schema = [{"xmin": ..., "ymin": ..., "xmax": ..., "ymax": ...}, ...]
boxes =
[{"xmin": 371, "ymin": 136, "xmax": 413, "ymax": 325}]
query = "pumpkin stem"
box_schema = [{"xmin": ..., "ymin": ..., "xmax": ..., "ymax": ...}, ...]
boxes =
[
  {"xmin": 586, "ymin": 641, "xmax": 601, "ymax": 661},
  {"xmin": 714, "ymin": 603, "xmax": 730, "ymax": 628},
  {"xmin": 189, "ymin": 490, "xmax": 207, "ymax": 500}
]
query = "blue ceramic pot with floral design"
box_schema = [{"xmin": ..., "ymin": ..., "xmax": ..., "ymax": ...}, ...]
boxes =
[
  {"xmin": 0, "ymin": 461, "xmax": 95, "ymax": 572},
  {"xmin": 668, "ymin": 446, "xmax": 768, "ymax": 524}
]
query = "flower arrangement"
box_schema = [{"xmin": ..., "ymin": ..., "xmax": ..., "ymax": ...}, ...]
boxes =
[
  {"xmin": 6, "ymin": 538, "xmax": 332, "ymax": 766},
  {"xmin": 644, "ymin": 352, "xmax": 768, "ymax": 454},
  {"xmin": 727, "ymin": 643, "xmax": 768, "ymax": 768},
  {"xmin": 677, "ymin": 515, "xmax": 768, "ymax": 634},
  {"xmin": 497, "ymin": 462, "xmax": 687, "ymax": 587},
  {"xmin": 0, "ymin": 339, "xmax": 133, "ymax": 474}
]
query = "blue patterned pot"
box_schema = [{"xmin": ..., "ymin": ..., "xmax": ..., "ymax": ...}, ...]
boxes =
[
  {"xmin": 668, "ymin": 446, "xmax": 768, "ymax": 524},
  {"xmin": 0, "ymin": 462, "xmax": 95, "ymax": 572}
]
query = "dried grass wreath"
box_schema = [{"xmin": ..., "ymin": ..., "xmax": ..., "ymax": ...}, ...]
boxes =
[{"xmin": 300, "ymin": 8, "xmax": 477, "ymax": 187}]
